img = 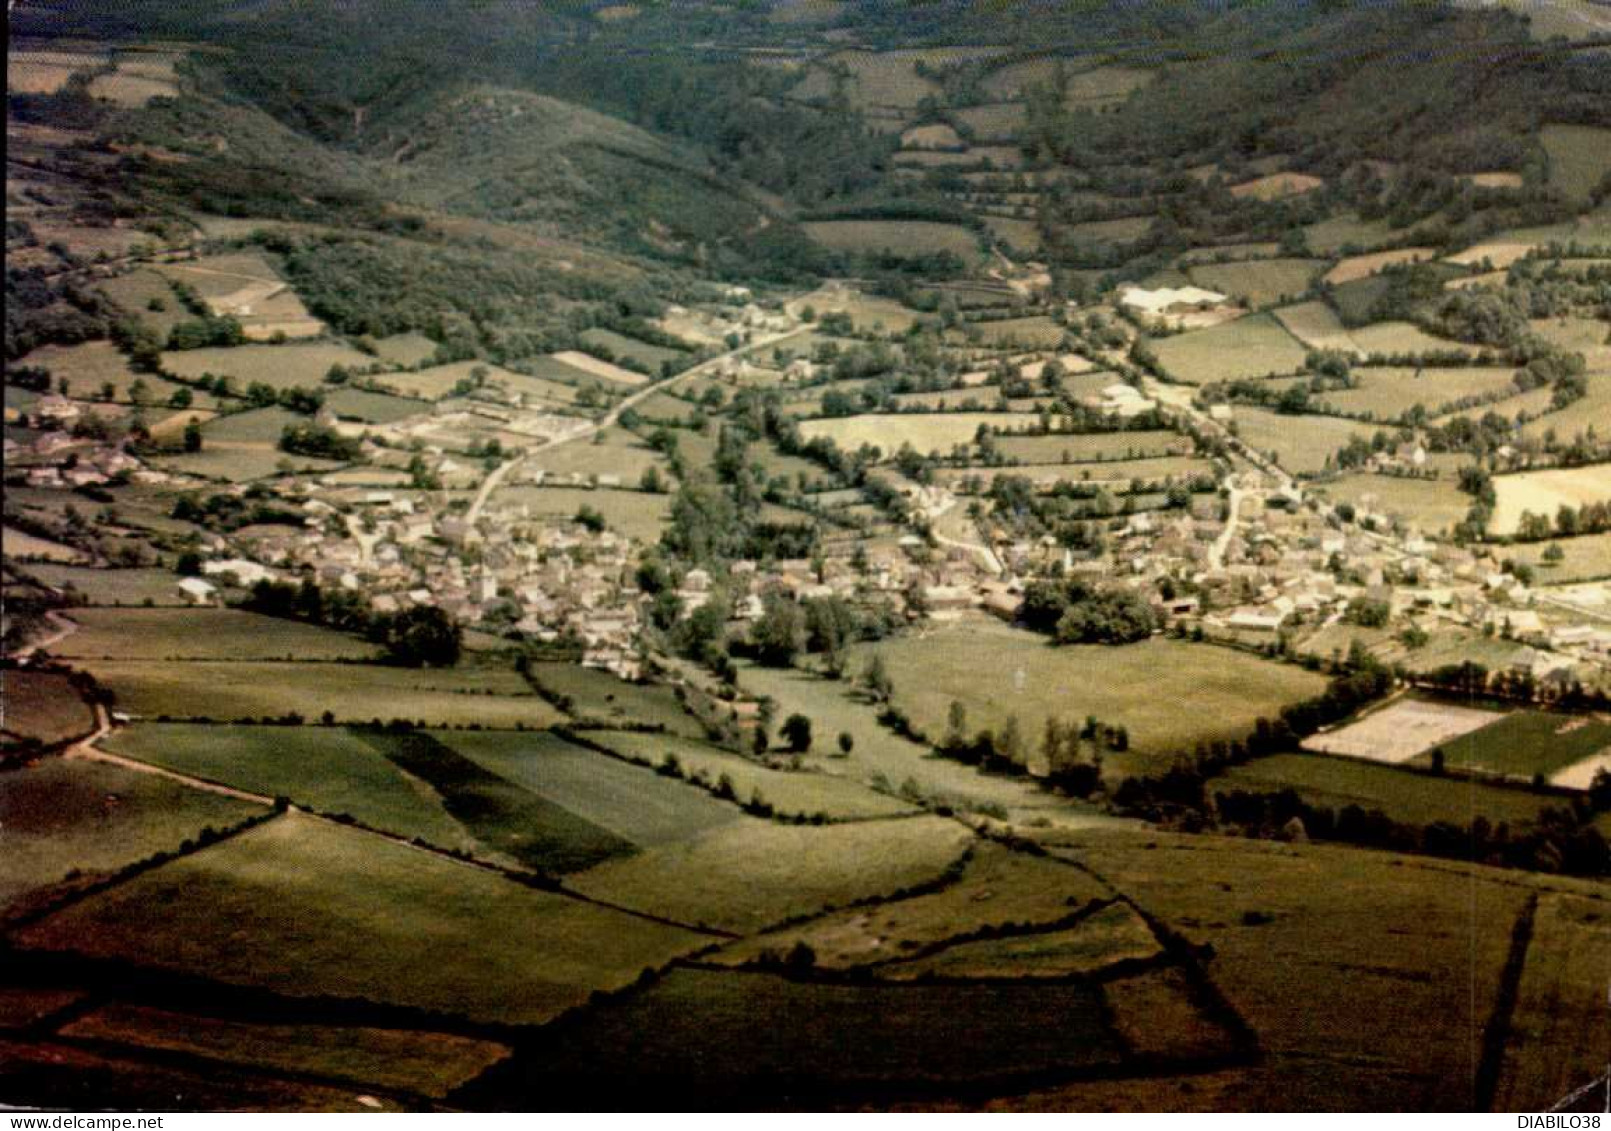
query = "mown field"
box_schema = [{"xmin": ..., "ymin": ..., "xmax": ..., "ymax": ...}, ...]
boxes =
[
  {"xmin": 1151, "ymin": 314, "xmax": 1309, "ymax": 384},
  {"xmin": 11, "ymin": 814, "xmax": 714, "ymax": 1027}
]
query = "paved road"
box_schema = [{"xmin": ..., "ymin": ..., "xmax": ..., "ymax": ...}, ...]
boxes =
[{"xmin": 465, "ymin": 324, "xmax": 811, "ymax": 524}]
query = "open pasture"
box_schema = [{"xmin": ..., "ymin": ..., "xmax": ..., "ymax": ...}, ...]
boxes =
[
  {"xmin": 52, "ymin": 607, "xmax": 379, "ymax": 662},
  {"xmin": 578, "ymin": 328, "xmax": 686, "ymax": 372},
  {"xmin": 494, "ymin": 486, "xmax": 670, "ymax": 542},
  {"xmin": 710, "ymin": 843, "xmax": 1110, "ymax": 970},
  {"xmin": 990, "ymin": 430, "xmax": 1189, "ymax": 463},
  {"xmin": 566, "ymin": 815, "xmax": 973, "ymax": 934},
  {"xmin": 12, "ymin": 815, "xmax": 712, "ymax": 1027},
  {"xmin": 0, "ymin": 756, "xmax": 262, "ymax": 915},
  {"xmin": 1063, "ymin": 829, "xmax": 1535, "ymax": 1110},
  {"xmin": 803, "ymin": 220, "xmax": 981, "ymax": 262},
  {"xmin": 160, "ymin": 342, "xmax": 378, "ymax": 392},
  {"xmin": 972, "ymin": 316, "xmax": 1064, "ymax": 347},
  {"xmin": 1, "ymin": 527, "xmax": 89, "ymax": 563},
  {"xmin": 937, "ymin": 456, "xmax": 1213, "ymax": 490},
  {"xmin": 863, "ymin": 617, "xmax": 1328, "ymax": 769},
  {"xmin": 526, "ymin": 662, "xmax": 703, "ymax": 735},
  {"xmin": 1227, "ymin": 408, "xmax": 1379, "ymax": 475},
  {"xmin": 100, "ymin": 723, "xmax": 479, "ymax": 853},
  {"xmin": 1506, "ymin": 531, "xmax": 1611, "ymax": 583},
  {"xmin": 1151, "ymin": 314, "xmax": 1309, "ymax": 384},
  {"xmin": 954, "ymin": 102, "xmax": 1026, "ymax": 139},
  {"xmin": 1490, "ymin": 464, "xmax": 1611, "ymax": 535},
  {"xmin": 498, "ymin": 966, "xmax": 1120, "ymax": 1096},
  {"xmin": 21, "ymin": 342, "xmax": 195, "ymax": 409},
  {"xmin": 368, "ymin": 332, "xmax": 440, "ymax": 367},
  {"xmin": 582, "ymin": 730, "xmax": 918, "ymax": 821},
  {"xmin": 1349, "ymin": 321, "xmax": 1483, "ymax": 357},
  {"xmin": 324, "ymin": 387, "xmax": 430, "ymax": 423},
  {"xmin": 881, "ymin": 901, "xmax": 1163, "ymax": 982},
  {"xmin": 1210, "ymin": 753, "xmax": 1555, "ymax": 828},
  {"xmin": 95, "ymin": 270, "xmax": 188, "ymax": 338},
  {"xmin": 1301, "ymin": 697, "xmax": 1504, "ymax": 764},
  {"xmin": 1187, "ymin": 259, "xmax": 1321, "ymax": 307},
  {"xmin": 798, "ymin": 412, "xmax": 1032, "ymax": 457},
  {"xmin": 1315, "ymin": 473, "xmax": 1472, "ymax": 535},
  {"xmin": 1319, "ymin": 366, "xmax": 1521, "ymax": 422},
  {"xmin": 8, "ymin": 49, "xmax": 107, "ymax": 93},
  {"xmin": 13, "ymin": 565, "xmax": 186, "ymax": 606},
  {"xmin": 982, "ymin": 215, "xmax": 1041, "ymax": 252},
  {"xmin": 1272, "ymin": 301, "xmax": 1360, "ymax": 354},
  {"xmin": 1063, "ymin": 216, "xmax": 1153, "ymax": 244},
  {"xmin": 791, "ymin": 289, "xmax": 926, "ymax": 333},
  {"xmin": 1228, "ymin": 173, "xmax": 1324, "ymax": 201},
  {"xmin": 1494, "ymin": 894, "xmax": 1611, "ymax": 1111},
  {"xmin": 1542, "ymin": 124, "xmax": 1611, "ymax": 203},
  {"xmin": 369, "ymin": 359, "xmax": 523, "ymax": 401},
  {"xmin": 77, "ymin": 659, "xmax": 563, "ymax": 728},
  {"xmin": 527, "ymin": 426, "xmax": 668, "ymax": 485},
  {"xmin": 0, "ymin": 670, "xmax": 97, "ymax": 746},
  {"xmin": 59, "ymin": 1004, "xmax": 509, "ymax": 1100},
  {"xmin": 1520, "ymin": 372, "xmax": 1611, "ymax": 445},
  {"xmin": 548, "ymin": 351, "xmax": 648, "ymax": 386},
  {"xmin": 155, "ymin": 447, "xmax": 345, "ymax": 483}
]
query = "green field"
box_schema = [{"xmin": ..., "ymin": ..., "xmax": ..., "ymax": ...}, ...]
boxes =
[
  {"xmin": 1062, "ymin": 828, "xmax": 1534, "ymax": 1110},
  {"xmin": 883, "ymin": 901, "xmax": 1163, "ymax": 982},
  {"xmin": 1419, "ymin": 711, "xmax": 1611, "ymax": 780},
  {"xmin": 1210, "ymin": 753, "xmax": 1555, "ymax": 827},
  {"xmin": 21, "ymin": 342, "xmax": 206, "ymax": 409},
  {"xmin": 582, "ymin": 730, "xmax": 918, "ymax": 821},
  {"xmin": 567, "ymin": 814, "xmax": 973, "ymax": 933},
  {"xmin": 160, "ymin": 343, "xmax": 379, "ymax": 392},
  {"xmin": 798, "ymin": 412, "xmax": 1033, "ymax": 457},
  {"xmin": 971, "ymin": 316, "xmax": 1066, "ymax": 347},
  {"xmin": 1187, "ymin": 259, "xmax": 1321, "ymax": 308},
  {"xmin": 862, "ymin": 617, "xmax": 1329, "ymax": 770},
  {"xmin": 1493, "ymin": 893, "xmax": 1611, "ymax": 1111},
  {"xmin": 1228, "ymin": 407, "xmax": 1380, "ymax": 475},
  {"xmin": 492, "ymin": 485, "xmax": 670, "ymax": 541},
  {"xmin": 79, "ymin": 659, "xmax": 563, "ymax": 727},
  {"xmin": 155, "ymin": 447, "xmax": 348, "ymax": 483},
  {"xmin": 990, "ymin": 430, "xmax": 1188, "ymax": 464},
  {"xmin": 1350, "ymin": 321, "xmax": 1482, "ymax": 357},
  {"xmin": 1151, "ymin": 314, "xmax": 1309, "ymax": 384},
  {"xmin": 324, "ymin": 387, "xmax": 431, "ymax": 423},
  {"xmin": 1505, "ymin": 531, "xmax": 1611, "ymax": 583},
  {"xmin": 526, "ymin": 662, "xmax": 704, "ymax": 734},
  {"xmin": 578, "ymin": 328, "xmax": 686, "ymax": 371},
  {"xmin": 367, "ymin": 332, "xmax": 441, "ymax": 366},
  {"xmin": 357, "ymin": 730, "xmax": 635, "ymax": 873},
  {"xmin": 53, "ymin": 608, "xmax": 377, "ymax": 662},
  {"xmin": 711, "ymin": 842, "xmax": 1109, "ymax": 969},
  {"xmin": 0, "ymin": 670, "xmax": 97, "ymax": 746},
  {"xmin": 802, "ymin": 220, "xmax": 981, "ymax": 261},
  {"xmin": 1320, "ymin": 367, "xmax": 1520, "ymax": 422},
  {"xmin": 58, "ymin": 1004, "xmax": 508, "ymax": 1100},
  {"xmin": 1316, "ymin": 473, "xmax": 1474, "ymax": 534},
  {"xmin": 432, "ymin": 730, "xmax": 741, "ymax": 847},
  {"xmin": 13, "ymin": 814, "xmax": 712, "ymax": 1026},
  {"xmin": 1542, "ymin": 124, "xmax": 1611, "ymax": 203},
  {"xmin": 18, "ymin": 565, "xmax": 188, "ymax": 606},
  {"xmin": 99, "ymin": 723, "xmax": 480, "ymax": 853},
  {"xmin": 526, "ymin": 427, "xmax": 670, "ymax": 485},
  {"xmin": 1272, "ymin": 301, "xmax": 1359, "ymax": 353},
  {"xmin": 1064, "ymin": 216, "xmax": 1153, "ymax": 244},
  {"xmin": 493, "ymin": 966, "xmax": 1122, "ymax": 1095},
  {"xmin": 0, "ymin": 756, "xmax": 263, "ymax": 915}
]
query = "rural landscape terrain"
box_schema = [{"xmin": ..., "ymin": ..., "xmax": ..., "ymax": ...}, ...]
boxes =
[{"xmin": 3, "ymin": 0, "xmax": 1611, "ymax": 1113}]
